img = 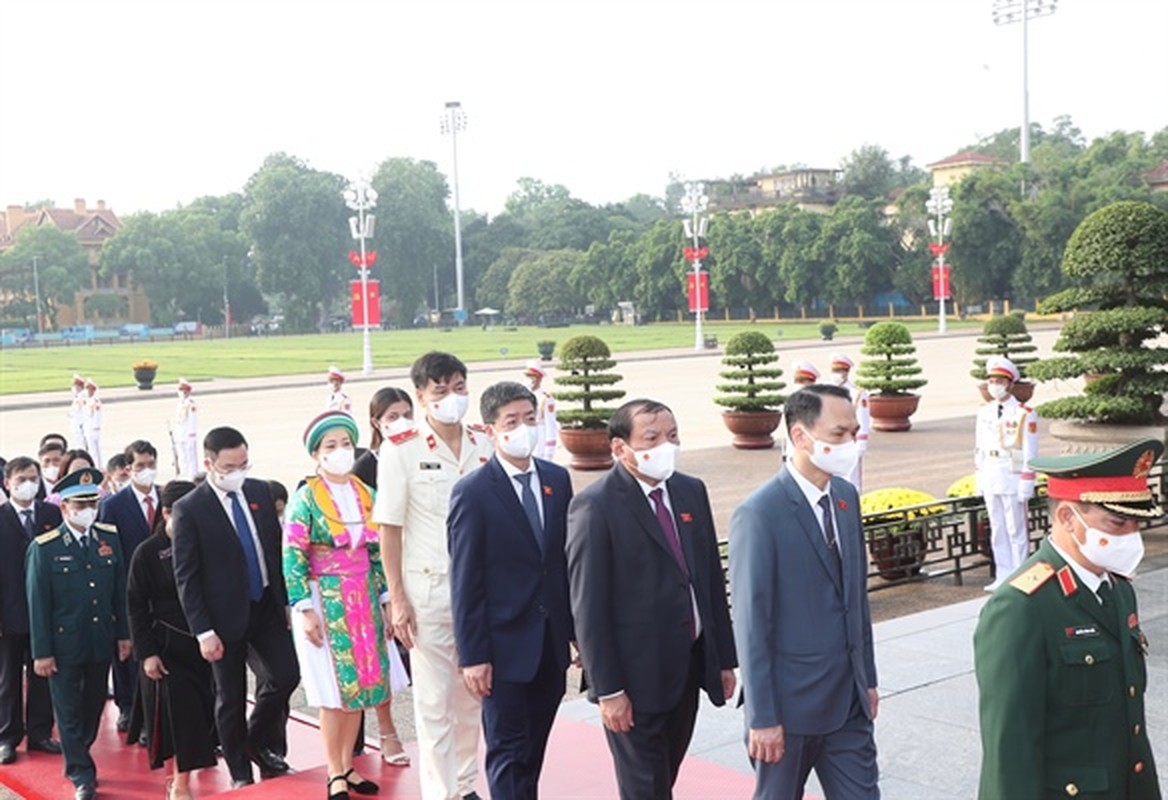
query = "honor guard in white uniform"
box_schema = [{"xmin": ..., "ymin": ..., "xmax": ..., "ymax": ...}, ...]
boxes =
[
  {"xmin": 373, "ymin": 352, "xmax": 495, "ymax": 800},
  {"xmin": 523, "ymin": 360, "xmax": 558, "ymax": 462},
  {"xmin": 81, "ymin": 380, "xmax": 103, "ymax": 466},
  {"xmin": 324, "ymin": 366, "xmax": 352, "ymax": 413},
  {"xmin": 830, "ymin": 354, "xmax": 871, "ymax": 493},
  {"xmin": 175, "ymin": 378, "xmax": 199, "ymax": 479},
  {"xmin": 68, "ymin": 375, "xmax": 86, "ymax": 447},
  {"xmin": 791, "ymin": 360, "xmax": 820, "ymax": 386},
  {"xmin": 975, "ymin": 356, "xmax": 1039, "ymax": 590}
]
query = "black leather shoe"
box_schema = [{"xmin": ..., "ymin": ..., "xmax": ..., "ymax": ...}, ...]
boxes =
[
  {"xmin": 248, "ymin": 747, "xmax": 291, "ymax": 778},
  {"xmin": 28, "ymin": 737, "xmax": 62, "ymax": 754},
  {"xmin": 231, "ymin": 777, "xmax": 255, "ymax": 789},
  {"xmin": 0, "ymin": 744, "xmax": 15, "ymax": 764},
  {"xmin": 74, "ymin": 784, "xmax": 96, "ymax": 800},
  {"xmin": 462, "ymin": 793, "xmax": 482, "ymax": 800},
  {"xmin": 115, "ymin": 711, "xmax": 130, "ymax": 733}
]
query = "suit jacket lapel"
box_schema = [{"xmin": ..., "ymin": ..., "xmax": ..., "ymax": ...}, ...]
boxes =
[
  {"xmin": 491, "ymin": 457, "xmax": 543, "ymax": 556},
  {"xmin": 666, "ymin": 477, "xmax": 699, "ymax": 577},
  {"xmin": 613, "ymin": 465, "xmax": 680, "ymax": 569},
  {"xmin": 780, "ymin": 469, "xmax": 843, "ymax": 594}
]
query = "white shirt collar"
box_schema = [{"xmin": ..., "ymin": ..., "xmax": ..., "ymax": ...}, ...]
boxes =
[
  {"xmin": 498, "ymin": 455, "xmax": 539, "ymax": 481},
  {"xmin": 788, "ymin": 460, "xmax": 831, "ymax": 508},
  {"xmin": 1048, "ymin": 536, "xmax": 1111, "ymax": 596}
]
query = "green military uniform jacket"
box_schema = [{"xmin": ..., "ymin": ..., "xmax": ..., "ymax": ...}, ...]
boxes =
[
  {"xmin": 974, "ymin": 538, "xmax": 1159, "ymax": 799},
  {"xmin": 26, "ymin": 521, "xmax": 129, "ymax": 666}
]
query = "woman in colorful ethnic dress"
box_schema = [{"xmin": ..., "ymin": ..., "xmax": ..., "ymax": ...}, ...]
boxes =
[{"xmin": 284, "ymin": 411, "xmax": 389, "ymax": 800}]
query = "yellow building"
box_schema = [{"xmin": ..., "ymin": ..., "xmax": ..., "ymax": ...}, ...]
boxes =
[
  {"xmin": 926, "ymin": 151, "xmax": 1005, "ymax": 188},
  {"xmin": 706, "ymin": 168, "xmax": 842, "ymax": 214}
]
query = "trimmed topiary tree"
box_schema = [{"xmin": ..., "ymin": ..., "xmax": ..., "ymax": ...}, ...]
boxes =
[
  {"xmin": 855, "ymin": 321, "xmax": 928, "ymax": 396},
  {"xmin": 970, "ymin": 313, "xmax": 1038, "ymax": 380},
  {"xmin": 555, "ymin": 335, "xmax": 626, "ymax": 429},
  {"xmin": 714, "ymin": 331, "xmax": 786, "ymax": 412},
  {"xmin": 1026, "ymin": 201, "xmax": 1168, "ymax": 424}
]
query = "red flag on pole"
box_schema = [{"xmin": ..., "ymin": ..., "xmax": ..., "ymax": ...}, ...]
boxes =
[
  {"xmin": 351, "ymin": 280, "xmax": 381, "ymax": 326},
  {"xmin": 687, "ymin": 272, "xmax": 709, "ymax": 312},
  {"xmin": 931, "ymin": 264, "xmax": 951, "ymax": 300}
]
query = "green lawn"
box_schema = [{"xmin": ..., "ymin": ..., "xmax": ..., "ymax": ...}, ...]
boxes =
[{"xmin": 0, "ymin": 318, "xmax": 976, "ymax": 395}]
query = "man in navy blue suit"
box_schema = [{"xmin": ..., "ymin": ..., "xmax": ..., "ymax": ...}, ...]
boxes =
[
  {"xmin": 730, "ymin": 385, "xmax": 879, "ymax": 799},
  {"xmin": 96, "ymin": 439, "xmax": 160, "ymax": 734},
  {"xmin": 449, "ymin": 381, "xmax": 575, "ymax": 800}
]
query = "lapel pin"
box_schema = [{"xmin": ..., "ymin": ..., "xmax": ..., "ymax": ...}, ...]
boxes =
[
  {"xmin": 679, "ymin": 512, "xmax": 693, "ymax": 523},
  {"xmin": 837, "ymin": 499, "xmax": 848, "ymax": 511},
  {"xmin": 249, "ymin": 502, "xmax": 260, "ymax": 511},
  {"xmin": 543, "ymin": 485, "xmax": 553, "ymax": 496}
]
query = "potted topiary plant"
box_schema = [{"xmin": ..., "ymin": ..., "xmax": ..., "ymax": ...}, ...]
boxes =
[
  {"xmin": 970, "ymin": 312, "xmax": 1038, "ymax": 403},
  {"xmin": 555, "ymin": 334, "xmax": 626, "ymax": 469},
  {"xmin": 1026, "ymin": 201, "xmax": 1168, "ymax": 451},
  {"xmin": 536, "ymin": 340, "xmax": 556, "ymax": 361},
  {"xmin": 855, "ymin": 321, "xmax": 927, "ymax": 431},
  {"xmin": 713, "ymin": 330, "xmax": 786, "ymax": 449},
  {"xmin": 819, "ymin": 321, "xmax": 838, "ymax": 341}
]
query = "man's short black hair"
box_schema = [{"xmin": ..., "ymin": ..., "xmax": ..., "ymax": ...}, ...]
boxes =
[
  {"xmin": 106, "ymin": 453, "xmax": 129, "ymax": 472},
  {"xmin": 784, "ymin": 384, "xmax": 853, "ymax": 435},
  {"xmin": 203, "ymin": 426, "xmax": 248, "ymax": 459},
  {"xmin": 4, "ymin": 456, "xmax": 38, "ymax": 480},
  {"xmin": 410, "ymin": 352, "xmax": 468, "ymax": 390},
  {"xmin": 38, "ymin": 440, "xmax": 65, "ymax": 458},
  {"xmin": 608, "ymin": 398, "xmax": 674, "ymax": 442},
  {"xmin": 39, "ymin": 433, "xmax": 68, "ymax": 450},
  {"xmin": 124, "ymin": 440, "xmax": 158, "ymax": 461},
  {"xmin": 267, "ymin": 479, "xmax": 288, "ymax": 505},
  {"xmin": 480, "ymin": 381, "xmax": 537, "ymax": 425}
]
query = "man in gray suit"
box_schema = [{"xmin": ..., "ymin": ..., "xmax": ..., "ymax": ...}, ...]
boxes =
[{"xmin": 729, "ymin": 384, "xmax": 879, "ymax": 799}]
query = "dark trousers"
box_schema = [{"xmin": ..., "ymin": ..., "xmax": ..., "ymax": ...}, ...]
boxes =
[
  {"xmin": 481, "ymin": 624, "xmax": 566, "ymax": 800},
  {"xmin": 750, "ymin": 690, "xmax": 879, "ymax": 800},
  {"xmin": 604, "ymin": 638, "xmax": 703, "ymax": 800},
  {"xmin": 210, "ymin": 589, "xmax": 299, "ymax": 782},
  {"xmin": 49, "ymin": 660, "xmax": 109, "ymax": 788},
  {"xmin": 0, "ymin": 633, "xmax": 53, "ymax": 747},
  {"xmin": 110, "ymin": 648, "xmax": 137, "ymax": 717}
]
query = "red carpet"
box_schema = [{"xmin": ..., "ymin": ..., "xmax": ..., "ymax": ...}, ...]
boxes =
[{"xmin": 0, "ymin": 701, "xmax": 759, "ymax": 799}]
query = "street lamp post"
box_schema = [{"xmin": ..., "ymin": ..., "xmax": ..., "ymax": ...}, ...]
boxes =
[
  {"xmin": 440, "ymin": 101, "xmax": 467, "ymax": 325},
  {"xmin": 344, "ymin": 179, "xmax": 378, "ymax": 376},
  {"xmin": 680, "ymin": 182, "xmax": 710, "ymax": 352},
  {"xmin": 992, "ymin": 0, "xmax": 1058, "ymax": 165},
  {"xmin": 926, "ymin": 186, "xmax": 954, "ymax": 334},
  {"xmin": 31, "ymin": 255, "xmax": 44, "ymax": 336}
]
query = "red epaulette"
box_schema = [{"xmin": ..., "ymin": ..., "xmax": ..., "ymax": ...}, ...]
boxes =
[
  {"xmin": 1055, "ymin": 565, "xmax": 1078, "ymax": 597},
  {"xmin": 388, "ymin": 428, "xmax": 418, "ymax": 446}
]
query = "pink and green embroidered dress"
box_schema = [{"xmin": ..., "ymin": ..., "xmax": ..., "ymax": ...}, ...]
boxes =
[{"xmin": 283, "ymin": 476, "xmax": 390, "ymax": 710}]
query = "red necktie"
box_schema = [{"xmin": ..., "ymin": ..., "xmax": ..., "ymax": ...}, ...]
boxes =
[{"xmin": 144, "ymin": 495, "xmax": 155, "ymax": 530}]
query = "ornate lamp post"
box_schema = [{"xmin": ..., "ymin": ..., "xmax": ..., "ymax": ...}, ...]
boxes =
[
  {"xmin": 680, "ymin": 182, "xmax": 710, "ymax": 352},
  {"xmin": 343, "ymin": 178, "xmax": 378, "ymax": 376},
  {"xmin": 440, "ymin": 101, "xmax": 467, "ymax": 325},
  {"xmin": 926, "ymin": 186, "xmax": 954, "ymax": 334},
  {"xmin": 992, "ymin": 0, "xmax": 1058, "ymax": 165}
]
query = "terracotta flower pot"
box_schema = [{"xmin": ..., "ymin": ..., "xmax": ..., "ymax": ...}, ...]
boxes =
[
  {"xmin": 867, "ymin": 528, "xmax": 928, "ymax": 581},
  {"xmin": 867, "ymin": 393, "xmax": 921, "ymax": 432},
  {"xmin": 559, "ymin": 427, "xmax": 613, "ymax": 471},
  {"xmin": 721, "ymin": 409, "xmax": 782, "ymax": 450}
]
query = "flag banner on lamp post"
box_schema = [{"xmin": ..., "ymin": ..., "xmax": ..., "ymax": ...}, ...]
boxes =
[
  {"xmin": 351, "ymin": 279, "xmax": 381, "ymax": 326},
  {"xmin": 931, "ymin": 264, "xmax": 952, "ymax": 300},
  {"xmin": 687, "ymin": 271, "xmax": 709, "ymax": 313}
]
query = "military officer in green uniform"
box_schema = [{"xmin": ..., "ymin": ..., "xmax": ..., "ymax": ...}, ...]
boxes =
[
  {"xmin": 27, "ymin": 468, "xmax": 131, "ymax": 800},
  {"xmin": 974, "ymin": 439, "xmax": 1162, "ymax": 799}
]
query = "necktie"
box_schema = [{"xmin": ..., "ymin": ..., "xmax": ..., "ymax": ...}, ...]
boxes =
[
  {"xmin": 818, "ymin": 495, "xmax": 843, "ymax": 575},
  {"xmin": 228, "ymin": 491, "xmax": 264, "ymax": 602},
  {"xmin": 514, "ymin": 474, "xmax": 544, "ymax": 552},
  {"xmin": 649, "ymin": 488, "xmax": 689, "ymax": 579},
  {"xmin": 144, "ymin": 494, "xmax": 156, "ymax": 530},
  {"xmin": 1097, "ymin": 580, "xmax": 1113, "ymax": 606},
  {"xmin": 21, "ymin": 509, "xmax": 34, "ymax": 539},
  {"xmin": 997, "ymin": 403, "xmax": 1003, "ymax": 419}
]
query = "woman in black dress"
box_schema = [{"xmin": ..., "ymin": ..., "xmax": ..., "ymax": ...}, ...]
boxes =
[{"xmin": 127, "ymin": 480, "xmax": 218, "ymax": 800}]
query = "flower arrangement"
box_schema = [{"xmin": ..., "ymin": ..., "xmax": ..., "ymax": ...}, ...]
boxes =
[
  {"xmin": 132, "ymin": 359, "xmax": 158, "ymax": 371},
  {"xmin": 945, "ymin": 475, "xmax": 977, "ymax": 499},
  {"xmin": 860, "ymin": 487, "xmax": 945, "ymax": 527}
]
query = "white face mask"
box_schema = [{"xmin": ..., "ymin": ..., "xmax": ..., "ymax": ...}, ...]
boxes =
[
  {"xmin": 800, "ymin": 428, "xmax": 860, "ymax": 477},
  {"xmin": 212, "ymin": 468, "xmax": 248, "ymax": 493},
  {"xmin": 430, "ymin": 392, "xmax": 469, "ymax": 425},
  {"xmin": 115, "ymin": 479, "xmax": 131, "ymax": 492},
  {"xmin": 497, "ymin": 424, "xmax": 539, "ymax": 460},
  {"xmin": 320, "ymin": 446, "xmax": 355, "ymax": 476},
  {"xmin": 380, "ymin": 417, "xmax": 413, "ymax": 440},
  {"xmin": 42, "ymin": 464, "xmax": 60, "ymax": 482},
  {"xmin": 132, "ymin": 467, "xmax": 157, "ymax": 488},
  {"xmin": 11, "ymin": 480, "xmax": 38, "ymax": 503},
  {"xmin": 631, "ymin": 442, "xmax": 679, "ymax": 483},
  {"xmin": 831, "ymin": 372, "xmax": 848, "ymax": 387},
  {"xmin": 69, "ymin": 507, "xmax": 97, "ymax": 530},
  {"xmin": 987, "ymin": 382, "xmax": 1010, "ymax": 400},
  {"xmin": 1072, "ymin": 508, "xmax": 1145, "ymax": 578}
]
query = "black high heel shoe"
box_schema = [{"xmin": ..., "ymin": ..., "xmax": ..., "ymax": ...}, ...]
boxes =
[
  {"xmin": 344, "ymin": 767, "xmax": 379, "ymax": 795},
  {"xmin": 327, "ymin": 774, "xmax": 351, "ymax": 800}
]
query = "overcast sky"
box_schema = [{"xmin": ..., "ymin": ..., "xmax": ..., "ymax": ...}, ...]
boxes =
[{"xmin": 2, "ymin": 0, "xmax": 1165, "ymax": 219}]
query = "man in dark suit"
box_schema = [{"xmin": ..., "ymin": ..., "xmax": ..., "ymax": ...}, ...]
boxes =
[
  {"xmin": 729, "ymin": 385, "xmax": 879, "ymax": 799},
  {"xmin": 171, "ymin": 426, "xmax": 299, "ymax": 788},
  {"xmin": 449, "ymin": 381, "xmax": 575, "ymax": 800},
  {"xmin": 567, "ymin": 398, "xmax": 737, "ymax": 800},
  {"xmin": 96, "ymin": 439, "xmax": 160, "ymax": 734},
  {"xmin": 27, "ymin": 468, "xmax": 131, "ymax": 800},
  {"xmin": 0, "ymin": 457, "xmax": 62, "ymax": 763}
]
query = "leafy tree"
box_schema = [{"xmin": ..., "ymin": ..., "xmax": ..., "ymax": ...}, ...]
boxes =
[
  {"xmin": 816, "ymin": 196, "xmax": 895, "ymax": 307},
  {"xmin": 241, "ymin": 152, "xmax": 349, "ymax": 332},
  {"xmin": 476, "ymin": 247, "xmax": 538, "ymax": 311},
  {"xmin": 0, "ymin": 225, "xmax": 89, "ymax": 328},
  {"xmin": 949, "ymin": 169, "xmax": 1024, "ymax": 305},
  {"xmin": 891, "ymin": 185, "xmax": 936, "ymax": 307},
  {"xmin": 629, "ymin": 219, "xmax": 686, "ymax": 320},
  {"xmin": 777, "ymin": 210, "xmax": 825, "ymax": 309},
  {"xmin": 707, "ymin": 211, "xmax": 763, "ymax": 314},
  {"xmin": 841, "ymin": 144, "xmax": 898, "ymax": 199},
  {"xmin": 506, "ymin": 249, "xmax": 583, "ymax": 320},
  {"xmin": 574, "ymin": 231, "xmax": 638, "ymax": 310}
]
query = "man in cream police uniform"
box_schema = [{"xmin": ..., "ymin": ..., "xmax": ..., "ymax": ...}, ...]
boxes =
[
  {"xmin": 523, "ymin": 360, "xmax": 558, "ymax": 462},
  {"xmin": 975, "ymin": 439, "xmax": 1162, "ymax": 799},
  {"xmin": 829, "ymin": 354, "xmax": 871, "ymax": 493},
  {"xmin": 374, "ymin": 352, "xmax": 495, "ymax": 800},
  {"xmin": 975, "ymin": 356, "xmax": 1039, "ymax": 590}
]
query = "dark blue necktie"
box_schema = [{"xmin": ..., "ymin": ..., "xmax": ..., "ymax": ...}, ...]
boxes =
[
  {"xmin": 228, "ymin": 491, "xmax": 264, "ymax": 602},
  {"xmin": 514, "ymin": 474, "xmax": 544, "ymax": 552},
  {"xmin": 20, "ymin": 509, "xmax": 34, "ymax": 540}
]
